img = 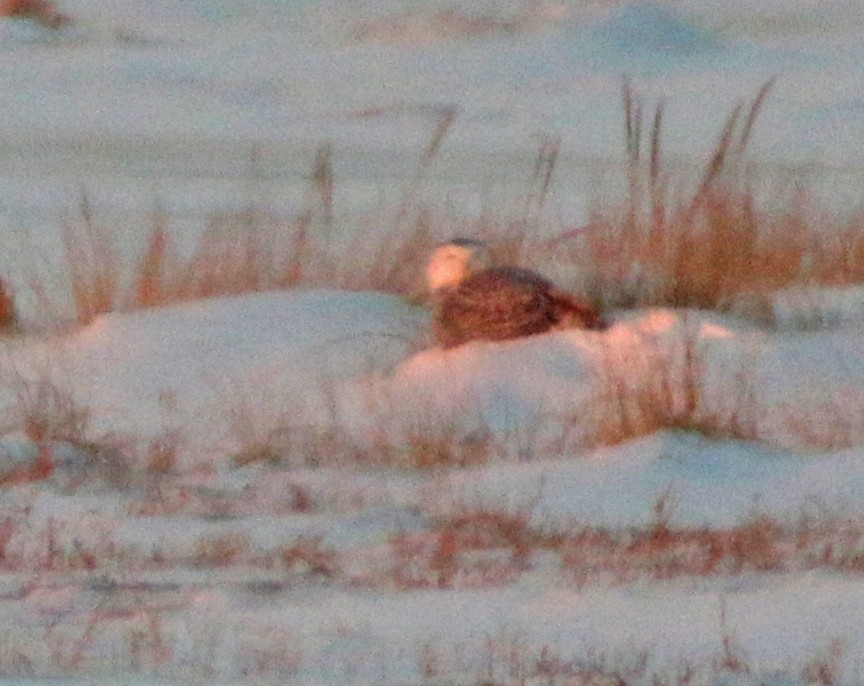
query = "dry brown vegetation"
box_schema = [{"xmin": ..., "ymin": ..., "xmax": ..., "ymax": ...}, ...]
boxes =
[
  {"xmin": 0, "ymin": 366, "xmax": 90, "ymax": 447},
  {"xmin": 28, "ymin": 79, "xmax": 864, "ymax": 327},
  {"xmin": 43, "ymin": 136, "xmax": 445, "ymax": 325},
  {"xmin": 546, "ymin": 79, "xmax": 864, "ymax": 312},
  {"xmin": 370, "ymin": 497, "xmax": 864, "ymax": 592},
  {"xmin": 432, "ymin": 630, "xmax": 845, "ymax": 686},
  {"xmin": 60, "ymin": 193, "xmax": 120, "ymax": 325},
  {"xmin": 0, "ymin": 277, "xmax": 16, "ymax": 331},
  {"xmin": 0, "ymin": 417, "xmax": 859, "ymax": 682},
  {"xmin": 588, "ymin": 312, "xmax": 764, "ymax": 449}
]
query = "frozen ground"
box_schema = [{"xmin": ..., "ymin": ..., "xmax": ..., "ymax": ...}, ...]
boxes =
[{"xmin": 1, "ymin": 1, "xmax": 864, "ymax": 684}]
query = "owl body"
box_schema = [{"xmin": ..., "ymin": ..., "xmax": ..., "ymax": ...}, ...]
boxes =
[{"xmin": 427, "ymin": 240, "xmax": 605, "ymax": 349}]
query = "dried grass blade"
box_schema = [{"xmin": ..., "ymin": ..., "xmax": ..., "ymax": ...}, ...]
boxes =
[
  {"xmin": 736, "ymin": 76, "xmax": 777, "ymax": 156},
  {"xmin": 687, "ymin": 101, "xmax": 744, "ymax": 217},
  {"xmin": 649, "ymin": 100, "xmax": 664, "ymax": 189},
  {"xmin": 622, "ymin": 77, "xmax": 636, "ymax": 160},
  {"xmin": 424, "ymin": 106, "xmax": 457, "ymax": 162}
]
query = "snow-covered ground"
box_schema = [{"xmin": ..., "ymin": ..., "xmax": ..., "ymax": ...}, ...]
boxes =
[
  {"xmin": 2, "ymin": 1, "xmax": 864, "ymax": 684},
  {"xmin": 0, "ymin": 291, "xmax": 864, "ymax": 684}
]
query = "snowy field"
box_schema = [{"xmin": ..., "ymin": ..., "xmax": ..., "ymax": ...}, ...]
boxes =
[
  {"xmin": 6, "ymin": 292, "xmax": 864, "ymax": 684},
  {"xmin": 2, "ymin": 1, "xmax": 864, "ymax": 685}
]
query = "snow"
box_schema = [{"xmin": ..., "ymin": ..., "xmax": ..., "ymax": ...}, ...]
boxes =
[
  {"xmin": 0, "ymin": 288, "xmax": 863, "ymax": 683},
  {"xmin": 1, "ymin": 0, "xmax": 864, "ymax": 683},
  {"xmin": 0, "ymin": 0, "xmax": 863, "ymax": 254}
]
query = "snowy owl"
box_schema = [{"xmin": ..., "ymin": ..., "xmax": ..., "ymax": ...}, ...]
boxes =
[{"xmin": 426, "ymin": 238, "xmax": 606, "ymax": 349}]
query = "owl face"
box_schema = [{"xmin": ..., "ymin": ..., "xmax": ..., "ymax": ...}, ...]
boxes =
[{"xmin": 425, "ymin": 240, "xmax": 492, "ymax": 292}]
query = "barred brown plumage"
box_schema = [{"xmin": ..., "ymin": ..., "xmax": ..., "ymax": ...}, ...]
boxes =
[{"xmin": 426, "ymin": 239, "xmax": 606, "ymax": 349}]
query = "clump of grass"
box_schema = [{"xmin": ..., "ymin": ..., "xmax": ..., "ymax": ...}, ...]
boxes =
[
  {"xmin": 387, "ymin": 492, "xmax": 555, "ymax": 590},
  {"xmin": 160, "ymin": 211, "xmax": 312, "ymax": 302},
  {"xmin": 383, "ymin": 427, "xmax": 497, "ymax": 469},
  {"xmin": 36, "ymin": 151, "xmax": 325, "ymax": 324},
  {"xmin": 441, "ymin": 631, "xmax": 850, "ymax": 686},
  {"xmin": 0, "ymin": 361, "xmax": 146, "ymax": 488},
  {"xmin": 130, "ymin": 213, "xmax": 172, "ymax": 310},
  {"xmin": 559, "ymin": 506, "xmax": 864, "ymax": 587},
  {"xmin": 802, "ymin": 639, "xmax": 846, "ymax": 686},
  {"xmin": 471, "ymin": 634, "xmax": 653, "ymax": 686},
  {"xmin": 62, "ymin": 192, "xmax": 121, "ymax": 325},
  {"xmin": 587, "ymin": 312, "xmax": 710, "ymax": 446},
  {"xmin": 549, "ymin": 79, "xmax": 783, "ymax": 310},
  {"xmin": 543, "ymin": 79, "xmax": 864, "ymax": 314},
  {"xmin": 0, "ymin": 366, "xmax": 90, "ymax": 446}
]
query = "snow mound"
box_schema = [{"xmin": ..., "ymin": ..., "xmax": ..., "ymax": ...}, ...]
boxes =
[
  {"xmin": 3, "ymin": 289, "xmax": 864, "ymax": 469},
  {"xmin": 0, "ymin": 290, "xmax": 425, "ymax": 455},
  {"xmin": 335, "ymin": 304, "xmax": 864, "ymax": 454}
]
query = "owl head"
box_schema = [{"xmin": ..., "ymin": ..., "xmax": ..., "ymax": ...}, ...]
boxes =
[{"xmin": 425, "ymin": 238, "xmax": 493, "ymax": 292}]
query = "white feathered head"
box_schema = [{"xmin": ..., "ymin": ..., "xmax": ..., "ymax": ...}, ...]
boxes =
[{"xmin": 425, "ymin": 238, "xmax": 493, "ymax": 292}]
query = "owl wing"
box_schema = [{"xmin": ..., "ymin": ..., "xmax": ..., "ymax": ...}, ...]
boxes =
[
  {"xmin": 433, "ymin": 268, "xmax": 557, "ymax": 347},
  {"xmin": 432, "ymin": 267, "xmax": 606, "ymax": 348}
]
